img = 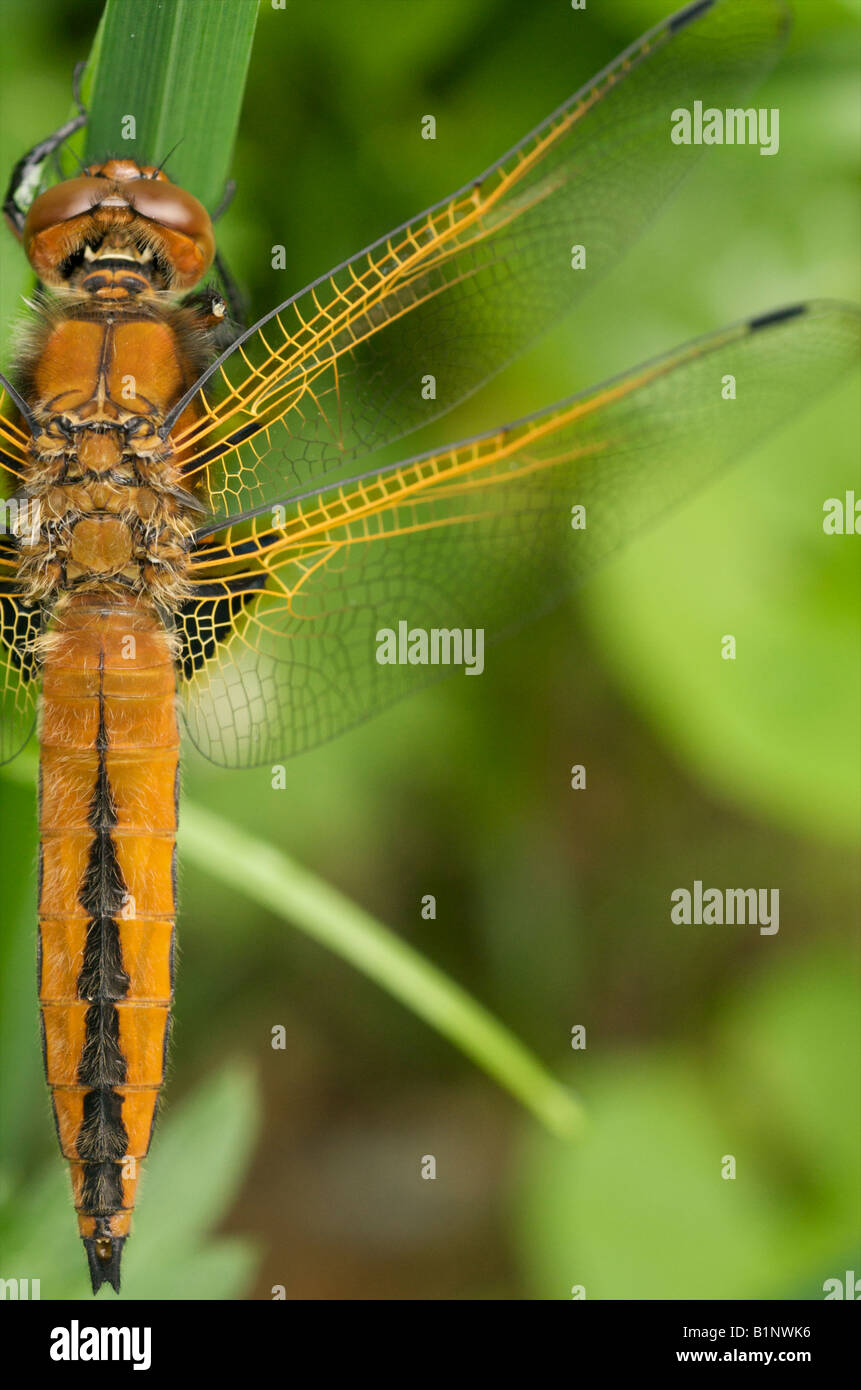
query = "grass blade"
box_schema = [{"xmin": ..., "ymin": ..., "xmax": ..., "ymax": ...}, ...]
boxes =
[
  {"xmin": 180, "ymin": 800, "xmax": 585, "ymax": 1139},
  {"xmin": 84, "ymin": 0, "xmax": 259, "ymax": 211}
]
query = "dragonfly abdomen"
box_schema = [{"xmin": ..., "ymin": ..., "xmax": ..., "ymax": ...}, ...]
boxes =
[{"xmin": 37, "ymin": 594, "xmax": 179, "ymax": 1293}]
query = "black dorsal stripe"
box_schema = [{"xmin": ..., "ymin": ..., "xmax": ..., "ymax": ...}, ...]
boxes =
[
  {"xmin": 78, "ymin": 1088, "xmax": 128, "ymax": 1162},
  {"xmin": 80, "ymin": 1159, "xmax": 126, "ymax": 1214},
  {"xmin": 79, "ymin": 831, "xmax": 126, "ymax": 918},
  {"xmin": 77, "ymin": 1001, "xmax": 127, "ymax": 1087},
  {"xmin": 78, "ymin": 656, "xmax": 129, "ymax": 1001},
  {"xmin": 75, "ymin": 651, "xmax": 131, "ymax": 1217},
  {"xmin": 78, "ymin": 917, "xmax": 130, "ymax": 1004}
]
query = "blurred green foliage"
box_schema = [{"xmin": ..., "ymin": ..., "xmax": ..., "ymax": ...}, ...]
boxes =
[
  {"xmin": 0, "ymin": 0, "xmax": 858, "ymax": 1299},
  {"xmin": 515, "ymin": 950, "xmax": 860, "ymax": 1298}
]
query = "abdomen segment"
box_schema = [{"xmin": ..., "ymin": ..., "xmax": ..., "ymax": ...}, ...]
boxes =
[{"xmin": 37, "ymin": 595, "xmax": 178, "ymax": 1293}]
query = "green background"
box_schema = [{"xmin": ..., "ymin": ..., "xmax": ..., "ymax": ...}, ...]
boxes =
[{"xmin": 0, "ymin": 0, "xmax": 858, "ymax": 1300}]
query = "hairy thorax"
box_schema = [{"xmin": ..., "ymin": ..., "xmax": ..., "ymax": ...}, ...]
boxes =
[{"xmin": 16, "ymin": 285, "xmax": 210, "ymax": 609}]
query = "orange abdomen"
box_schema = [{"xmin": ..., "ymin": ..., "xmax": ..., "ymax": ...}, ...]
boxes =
[{"xmin": 37, "ymin": 594, "xmax": 178, "ymax": 1289}]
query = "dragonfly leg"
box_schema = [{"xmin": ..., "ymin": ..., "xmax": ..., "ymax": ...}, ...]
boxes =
[
  {"xmin": 211, "ymin": 178, "xmax": 236, "ymax": 224},
  {"xmin": 208, "ymin": 181, "xmax": 248, "ymax": 328},
  {"xmin": 180, "ymin": 285, "xmax": 242, "ymax": 350},
  {"xmin": 3, "ymin": 61, "xmax": 88, "ymax": 237},
  {"xmin": 213, "ymin": 251, "xmax": 248, "ymax": 330}
]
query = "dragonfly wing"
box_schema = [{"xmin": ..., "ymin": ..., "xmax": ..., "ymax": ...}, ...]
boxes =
[
  {"xmin": 0, "ymin": 545, "xmax": 41, "ymax": 764},
  {"xmin": 176, "ymin": 301, "xmax": 860, "ymax": 767},
  {"xmin": 0, "ymin": 385, "xmax": 40, "ymax": 762},
  {"xmin": 172, "ymin": 0, "xmax": 790, "ymax": 525},
  {"xmin": 0, "ymin": 380, "xmax": 32, "ymax": 481}
]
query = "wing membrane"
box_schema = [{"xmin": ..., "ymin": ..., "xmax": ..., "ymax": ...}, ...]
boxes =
[
  {"xmin": 172, "ymin": 0, "xmax": 790, "ymax": 524},
  {"xmin": 178, "ymin": 301, "xmax": 860, "ymax": 767},
  {"xmin": 0, "ymin": 545, "xmax": 42, "ymax": 763},
  {"xmin": 0, "ymin": 378, "xmax": 41, "ymax": 762}
]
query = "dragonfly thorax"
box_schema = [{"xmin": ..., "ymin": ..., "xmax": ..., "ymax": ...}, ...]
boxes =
[{"xmin": 18, "ymin": 422, "xmax": 197, "ymax": 603}]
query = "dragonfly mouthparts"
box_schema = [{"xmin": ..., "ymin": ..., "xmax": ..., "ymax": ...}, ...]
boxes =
[{"xmin": 83, "ymin": 243, "xmax": 154, "ymax": 264}]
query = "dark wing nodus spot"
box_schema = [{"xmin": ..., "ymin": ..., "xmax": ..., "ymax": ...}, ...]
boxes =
[
  {"xmin": 748, "ymin": 303, "xmax": 806, "ymax": 331},
  {"xmin": 670, "ymin": 0, "xmax": 716, "ymax": 33}
]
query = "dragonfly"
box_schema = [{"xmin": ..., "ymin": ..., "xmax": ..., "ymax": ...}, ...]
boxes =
[{"xmin": 0, "ymin": 0, "xmax": 857, "ymax": 1294}]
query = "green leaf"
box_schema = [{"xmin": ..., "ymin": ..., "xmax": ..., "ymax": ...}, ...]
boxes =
[
  {"xmin": 117, "ymin": 1060, "xmax": 261, "ymax": 1294},
  {"xmin": 0, "ymin": 777, "xmax": 41, "ymax": 1175},
  {"xmin": 516, "ymin": 1055, "xmax": 789, "ymax": 1301},
  {"xmin": 150, "ymin": 1238, "xmax": 259, "ymax": 1302},
  {"xmin": 718, "ymin": 949, "xmax": 861, "ymax": 1204},
  {"xmin": 513, "ymin": 948, "xmax": 861, "ymax": 1299},
  {"xmin": 84, "ymin": 0, "xmax": 259, "ymax": 212},
  {"xmin": 0, "ymin": 1060, "xmax": 261, "ymax": 1300}
]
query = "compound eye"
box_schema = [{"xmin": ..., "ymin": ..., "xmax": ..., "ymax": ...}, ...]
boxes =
[
  {"xmin": 123, "ymin": 179, "xmax": 215, "ymax": 280},
  {"xmin": 23, "ymin": 177, "xmax": 105, "ymax": 242},
  {"xmin": 125, "ymin": 179, "xmax": 213, "ymax": 243}
]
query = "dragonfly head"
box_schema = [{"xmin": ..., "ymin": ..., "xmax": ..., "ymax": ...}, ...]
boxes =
[{"xmin": 22, "ymin": 159, "xmax": 215, "ymax": 292}]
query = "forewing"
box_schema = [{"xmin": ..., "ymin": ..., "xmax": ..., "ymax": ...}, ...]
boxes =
[
  {"xmin": 172, "ymin": 0, "xmax": 790, "ymax": 524},
  {"xmin": 0, "ymin": 380, "xmax": 32, "ymax": 482},
  {"xmin": 177, "ymin": 301, "xmax": 860, "ymax": 767}
]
